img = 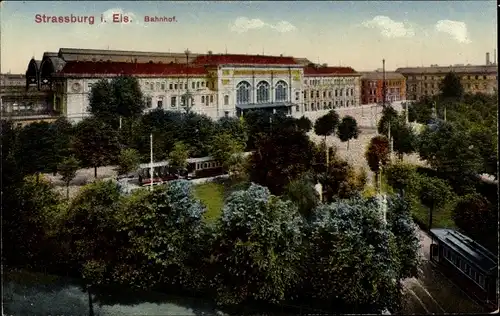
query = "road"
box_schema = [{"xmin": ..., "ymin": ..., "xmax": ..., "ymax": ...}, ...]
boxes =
[{"xmin": 400, "ymin": 229, "xmax": 488, "ymax": 314}]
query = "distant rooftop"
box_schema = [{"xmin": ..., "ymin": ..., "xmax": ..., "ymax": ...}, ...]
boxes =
[
  {"xmin": 359, "ymin": 71, "xmax": 405, "ymax": 80},
  {"xmin": 396, "ymin": 65, "xmax": 497, "ymax": 74}
]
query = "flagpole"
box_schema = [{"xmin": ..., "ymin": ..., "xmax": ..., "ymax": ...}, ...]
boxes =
[{"xmin": 150, "ymin": 133, "xmax": 153, "ymax": 191}]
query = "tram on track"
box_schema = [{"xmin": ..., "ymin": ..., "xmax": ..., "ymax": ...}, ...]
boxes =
[
  {"xmin": 429, "ymin": 228, "xmax": 498, "ymax": 310},
  {"xmin": 137, "ymin": 152, "xmax": 253, "ymax": 186}
]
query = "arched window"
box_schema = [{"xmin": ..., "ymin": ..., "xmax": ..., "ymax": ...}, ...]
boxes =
[
  {"xmin": 236, "ymin": 81, "xmax": 251, "ymax": 104},
  {"xmin": 256, "ymin": 81, "xmax": 270, "ymax": 103},
  {"xmin": 224, "ymin": 95, "xmax": 229, "ymax": 105},
  {"xmin": 275, "ymin": 80, "xmax": 288, "ymax": 102}
]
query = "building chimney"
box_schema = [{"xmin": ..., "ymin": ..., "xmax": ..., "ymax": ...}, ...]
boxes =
[{"xmin": 486, "ymin": 52, "xmax": 490, "ymax": 65}]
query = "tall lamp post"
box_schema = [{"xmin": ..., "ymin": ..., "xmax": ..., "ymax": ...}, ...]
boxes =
[
  {"xmin": 149, "ymin": 133, "xmax": 153, "ymax": 191},
  {"xmin": 183, "ymin": 49, "xmax": 193, "ymax": 113}
]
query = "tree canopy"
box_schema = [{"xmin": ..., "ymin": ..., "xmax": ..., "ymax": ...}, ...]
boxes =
[
  {"xmin": 72, "ymin": 117, "xmax": 120, "ymax": 178},
  {"xmin": 337, "ymin": 115, "xmax": 360, "ymax": 150},
  {"xmin": 314, "ymin": 110, "xmax": 340, "ymax": 141},
  {"xmin": 365, "ymin": 135, "xmax": 390, "ymax": 176},
  {"xmin": 439, "ymin": 71, "xmax": 464, "ymax": 100}
]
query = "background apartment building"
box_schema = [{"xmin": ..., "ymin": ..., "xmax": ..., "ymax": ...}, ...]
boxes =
[
  {"xmin": 396, "ymin": 52, "xmax": 498, "ymax": 100},
  {"xmin": 359, "ymin": 71, "xmax": 406, "ymax": 105}
]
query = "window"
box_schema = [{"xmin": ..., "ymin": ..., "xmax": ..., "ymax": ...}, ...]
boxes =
[
  {"xmin": 323, "ymin": 91, "xmax": 326, "ymax": 98},
  {"xmin": 157, "ymin": 99, "xmax": 163, "ymax": 108},
  {"xmin": 295, "ymin": 91, "xmax": 300, "ymax": 101},
  {"xmin": 256, "ymin": 81, "xmax": 270, "ymax": 103},
  {"xmin": 184, "ymin": 83, "xmax": 187, "ymax": 90},
  {"xmin": 296, "ymin": 105, "xmax": 299, "ymax": 112},
  {"xmin": 475, "ymin": 75, "xmax": 478, "ymax": 80},
  {"xmin": 161, "ymin": 82, "xmax": 165, "ymax": 90},
  {"xmin": 202, "ymin": 81, "xmax": 205, "ymax": 87},
  {"xmin": 205, "ymin": 95, "xmax": 209, "ymax": 106},
  {"xmin": 224, "ymin": 95, "xmax": 229, "ymax": 105},
  {"xmin": 275, "ymin": 80, "xmax": 288, "ymax": 102},
  {"xmin": 236, "ymin": 81, "xmax": 251, "ymax": 104},
  {"xmin": 170, "ymin": 96, "xmax": 176, "ymax": 107},
  {"xmin": 346, "ymin": 100, "xmax": 350, "ymax": 107},
  {"xmin": 197, "ymin": 82, "xmax": 200, "ymax": 88},
  {"xmin": 156, "ymin": 82, "xmax": 160, "ymax": 91},
  {"xmin": 323, "ymin": 102, "xmax": 327, "ymax": 109},
  {"xmin": 145, "ymin": 97, "xmax": 152, "ymax": 108},
  {"xmin": 483, "ymin": 75, "xmax": 487, "ymax": 80},
  {"xmin": 339, "ymin": 89, "xmax": 343, "ymax": 97},
  {"xmin": 192, "ymin": 82, "xmax": 195, "ymax": 89},
  {"xmin": 310, "ymin": 91, "xmax": 314, "ymax": 98},
  {"xmin": 346, "ymin": 89, "xmax": 349, "ymax": 97},
  {"xmin": 169, "ymin": 83, "xmax": 173, "ymax": 90},
  {"xmin": 328, "ymin": 102, "xmax": 332, "ymax": 108},
  {"xmin": 210, "ymin": 95, "xmax": 214, "ymax": 103},
  {"xmin": 201, "ymin": 96, "xmax": 205, "ymax": 103},
  {"xmin": 310, "ymin": 102, "xmax": 314, "ymax": 111},
  {"xmin": 329, "ymin": 91, "xmax": 332, "ymax": 97},
  {"xmin": 350, "ymin": 88, "xmax": 353, "ymax": 96},
  {"xmin": 150, "ymin": 83, "xmax": 154, "ymax": 90},
  {"xmin": 224, "ymin": 111, "xmax": 229, "ymax": 118},
  {"xmin": 316, "ymin": 91, "xmax": 319, "ymax": 97},
  {"xmin": 174, "ymin": 84, "xmax": 178, "ymax": 90},
  {"xmin": 340, "ymin": 100, "xmax": 343, "ymax": 107},
  {"xmin": 335, "ymin": 90, "xmax": 338, "ymax": 97}
]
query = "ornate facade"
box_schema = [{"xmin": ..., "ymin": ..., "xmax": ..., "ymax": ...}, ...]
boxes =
[{"xmin": 23, "ymin": 48, "xmax": 366, "ymax": 123}]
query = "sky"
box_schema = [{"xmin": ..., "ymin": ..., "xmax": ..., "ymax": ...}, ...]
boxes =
[{"xmin": 0, "ymin": 1, "xmax": 497, "ymax": 73}]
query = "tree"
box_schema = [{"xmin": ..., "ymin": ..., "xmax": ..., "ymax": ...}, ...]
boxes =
[
  {"xmin": 168, "ymin": 141, "xmax": 190, "ymax": 174},
  {"xmin": 114, "ymin": 180, "xmax": 206, "ymax": 290},
  {"xmin": 178, "ymin": 112, "xmax": 217, "ymax": 157},
  {"xmin": 377, "ymin": 105, "xmax": 398, "ymax": 137},
  {"xmin": 61, "ymin": 180, "xmax": 123, "ymax": 287},
  {"xmin": 391, "ymin": 118, "xmax": 417, "ymax": 160},
  {"xmin": 49, "ymin": 117, "xmax": 74, "ymax": 174},
  {"xmin": 319, "ymin": 157, "xmax": 367, "ymax": 201},
  {"xmin": 417, "ymin": 121, "xmax": 483, "ymax": 175},
  {"xmin": 209, "ymin": 132, "xmax": 245, "ymax": 173},
  {"xmin": 15, "ymin": 121, "xmax": 56, "ymax": 180},
  {"xmin": 250, "ymin": 127, "xmax": 315, "ymax": 195},
  {"xmin": 384, "ymin": 163, "xmax": 418, "ymax": 196},
  {"xmin": 284, "ymin": 173, "xmax": 320, "ymax": 219},
  {"xmin": 452, "ymin": 192, "xmax": 497, "ymax": 252},
  {"xmin": 418, "ymin": 175, "xmax": 454, "ymax": 231},
  {"xmin": 365, "ymin": 135, "xmax": 390, "ymax": 188},
  {"xmin": 212, "ymin": 184, "xmax": 303, "ymax": 305},
  {"xmin": 439, "ymin": 71, "xmax": 464, "ymax": 100},
  {"xmin": 468, "ymin": 125, "xmax": 497, "ymax": 177},
  {"xmin": 386, "ymin": 195, "xmax": 421, "ymax": 279},
  {"xmin": 117, "ymin": 148, "xmax": 141, "ymax": 176},
  {"xmin": 298, "ymin": 197, "xmax": 410, "ymax": 313},
  {"xmin": 314, "ymin": 110, "xmax": 340, "ymax": 142},
  {"xmin": 89, "ymin": 77, "xmax": 145, "ymax": 127},
  {"xmin": 296, "ymin": 116, "xmax": 313, "ymax": 133},
  {"xmin": 2, "ymin": 174, "xmax": 64, "ymax": 269},
  {"xmin": 337, "ymin": 115, "xmax": 360, "ymax": 150},
  {"xmin": 216, "ymin": 116, "xmax": 248, "ymax": 147},
  {"xmin": 58, "ymin": 156, "xmax": 80, "ymax": 199},
  {"xmin": 73, "ymin": 118, "xmax": 120, "ymax": 178}
]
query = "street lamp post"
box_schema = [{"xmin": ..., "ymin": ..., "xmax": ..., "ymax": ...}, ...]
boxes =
[
  {"xmin": 184, "ymin": 49, "xmax": 193, "ymax": 113},
  {"xmin": 149, "ymin": 133, "xmax": 153, "ymax": 191}
]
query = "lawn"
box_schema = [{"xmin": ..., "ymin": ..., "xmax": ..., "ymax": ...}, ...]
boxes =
[{"xmin": 193, "ymin": 182, "xmax": 225, "ymax": 223}]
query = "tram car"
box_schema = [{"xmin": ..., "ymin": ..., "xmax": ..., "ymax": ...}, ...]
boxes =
[
  {"xmin": 429, "ymin": 228, "xmax": 498, "ymax": 310},
  {"xmin": 137, "ymin": 152, "xmax": 253, "ymax": 186}
]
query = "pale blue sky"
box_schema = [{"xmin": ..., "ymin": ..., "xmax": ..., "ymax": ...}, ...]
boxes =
[{"xmin": 1, "ymin": 1, "xmax": 497, "ymax": 73}]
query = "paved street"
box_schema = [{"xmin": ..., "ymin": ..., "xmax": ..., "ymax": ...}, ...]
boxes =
[{"xmin": 400, "ymin": 229, "xmax": 487, "ymax": 314}]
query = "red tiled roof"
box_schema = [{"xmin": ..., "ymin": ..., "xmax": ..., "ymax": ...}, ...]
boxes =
[
  {"xmin": 304, "ymin": 66, "xmax": 358, "ymax": 76},
  {"xmin": 193, "ymin": 54, "xmax": 298, "ymax": 65},
  {"xmin": 58, "ymin": 61, "xmax": 208, "ymax": 76}
]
